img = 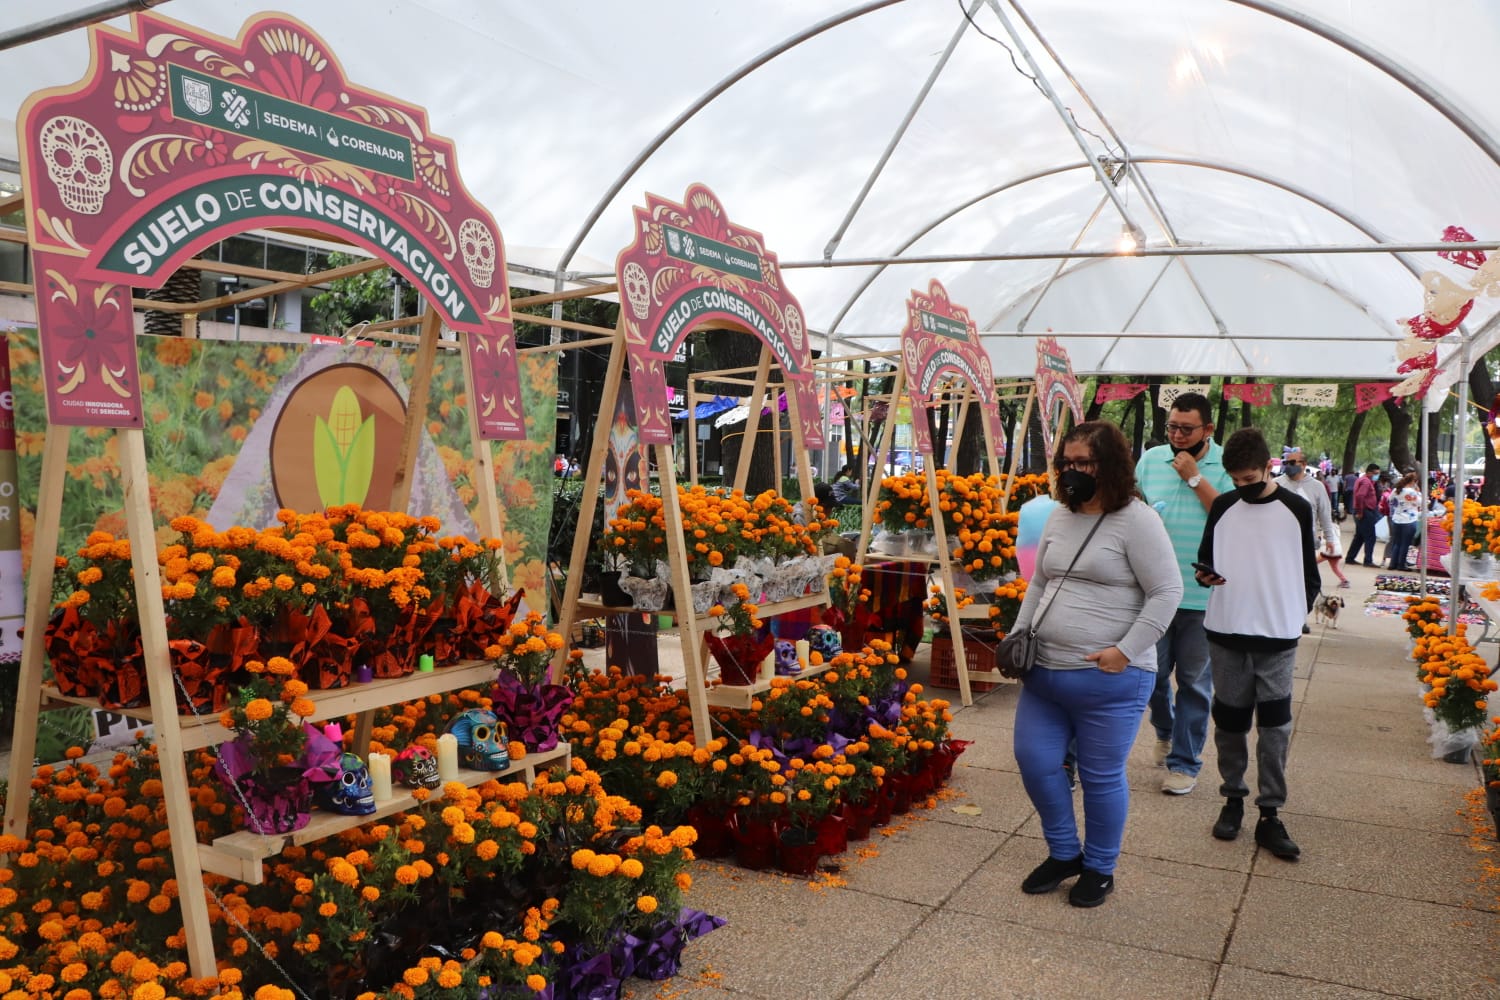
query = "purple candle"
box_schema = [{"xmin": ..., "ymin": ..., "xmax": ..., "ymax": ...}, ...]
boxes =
[{"xmin": 355, "ymin": 664, "xmax": 374, "ymax": 684}]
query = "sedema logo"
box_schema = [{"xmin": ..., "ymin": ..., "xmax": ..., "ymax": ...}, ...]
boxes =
[{"xmin": 181, "ymin": 76, "xmax": 212, "ymax": 116}]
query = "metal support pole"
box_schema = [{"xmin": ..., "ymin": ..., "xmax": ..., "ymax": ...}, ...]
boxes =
[
  {"xmin": 1450, "ymin": 334, "xmax": 1472, "ymax": 635},
  {"xmin": 982, "ymin": 0, "xmax": 1144, "ymax": 237}
]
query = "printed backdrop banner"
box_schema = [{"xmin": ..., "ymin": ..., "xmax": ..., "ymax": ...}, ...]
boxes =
[
  {"xmin": 1222, "ymin": 382, "xmax": 1275, "ymax": 406},
  {"xmin": 1156, "ymin": 384, "xmax": 1211, "ymax": 411},
  {"xmin": 0, "ymin": 330, "xmax": 21, "ymax": 665},
  {"xmin": 7, "ymin": 329, "xmax": 557, "ymax": 612},
  {"xmin": 17, "ymin": 10, "xmax": 526, "ymax": 437},
  {"xmin": 1355, "ymin": 382, "xmax": 1398, "ymax": 413},
  {"xmin": 1092, "ymin": 382, "xmax": 1148, "ymax": 404},
  {"xmin": 1283, "ymin": 384, "xmax": 1339, "ymax": 408}
]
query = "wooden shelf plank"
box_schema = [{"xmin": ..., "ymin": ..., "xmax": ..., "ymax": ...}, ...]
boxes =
[
  {"xmin": 577, "ymin": 588, "xmax": 831, "ymax": 624},
  {"xmin": 40, "ymin": 660, "xmax": 500, "ymax": 753},
  {"xmin": 200, "ymin": 743, "xmax": 572, "ymax": 884},
  {"xmin": 702, "ymin": 662, "xmax": 834, "ymax": 710}
]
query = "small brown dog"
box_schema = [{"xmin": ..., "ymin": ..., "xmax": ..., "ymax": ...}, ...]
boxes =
[{"xmin": 1313, "ymin": 593, "xmax": 1345, "ymax": 629}]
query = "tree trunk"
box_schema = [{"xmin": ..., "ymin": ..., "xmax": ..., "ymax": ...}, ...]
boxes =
[
  {"xmin": 1147, "ymin": 378, "xmax": 1165, "ymax": 446},
  {"xmin": 1085, "ymin": 377, "xmax": 1109, "ymax": 421},
  {"xmin": 932, "ymin": 402, "xmax": 948, "ymax": 469},
  {"xmin": 1382, "ymin": 397, "xmax": 1414, "ymax": 474},
  {"xmin": 954, "ymin": 401, "xmax": 986, "ymax": 475},
  {"xmin": 703, "ymin": 331, "xmax": 775, "ymax": 492},
  {"xmin": 1129, "ymin": 391, "xmax": 1145, "ymax": 457},
  {"xmin": 1240, "ymin": 376, "xmax": 1254, "ymax": 434},
  {"xmin": 1284, "ymin": 406, "xmax": 1301, "ymax": 449},
  {"xmin": 143, "ymin": 266, "xmax": 202, "ymax": 336},
  {"xmin": 1025, "ymin": 403, "xmax": 1047, "ymax": 473},
  {"xmin": 1468, "ymin": 358, "xmax": 1500, "ymax": 504},
  {"xmin": 1341, "ymin": 410, "xmax": 1368, "ymax": 475},
  {"xmin": 1425, "ymin": 411, "xmax": 1441, "ymax": 474},
  {"xmin": 1214, "ymin": 383, "xmax": 1232, "ymax": 442}
]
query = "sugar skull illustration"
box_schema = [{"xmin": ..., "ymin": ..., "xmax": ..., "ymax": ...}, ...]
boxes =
[
  {"xmin": 39, "ymin": 115, "xmax": 113, "ymax": 215},
  {"xmin": 459, "ymin": 218, "xmax": 496, "ymax": 288}
]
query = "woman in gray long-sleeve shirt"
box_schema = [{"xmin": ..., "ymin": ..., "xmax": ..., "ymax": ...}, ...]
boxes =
[{"xmin": 1012, "ymin": 421, "xmax": 1182, "ymax": 908}]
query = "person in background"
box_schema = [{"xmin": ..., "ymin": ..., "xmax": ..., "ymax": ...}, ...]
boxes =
[
  {"xmin": 1343, "ymin": 468, "xmax": 1358, "ymax": 517},
  {"xmin": 1275, "ymin": 447, "xmax": 1347, "ymax": 593},
  {"xmin": 1345, "ymin": 463, "xmax": 1382, "ymax": 567},
  {"xmin": 1386, "ymin": 471, "xmax": 1423, "ymax": 571},
  {"xmin": 1135, "ymin": 392, "xmax": 1230, "ymax": 796},
  {"xmin": 1197, "ymin": 427, "xmax": 1319, "ymax": 861},
  {"xmin": 1012, "ymin": 421, "xmax": 1181, "ymax": 908}
]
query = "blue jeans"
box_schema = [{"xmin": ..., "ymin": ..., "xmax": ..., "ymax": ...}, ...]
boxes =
[
  {"xmin": 1148, "ymin": 609, "xmax": 1214, "ymax": 777},
  {"xmin": 1014, "ymin": 665, "xmax": 1154, "ymax": 874},
  {"xmin": 1387, "ymin": 519, "xmax": 1418, "ymax": 570},
  {"xmin": 1347, "ymin": 511, "xmax": 1379, "ymax": 565}
]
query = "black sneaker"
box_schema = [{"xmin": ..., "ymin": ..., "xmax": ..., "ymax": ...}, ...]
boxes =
[
  {"xmin": 1063, "ymin": 759, "xmax": 1078, "ymax": 791},
  {"xmin": 1068, "ymin": 869, "xmax": 1115, "ymax": 908},
  {"xmin": 1021, "ymin": 855, "xmax": 1084, "ymax": 894},
  {"xmin": 1255, "ymin": 816, "xmax": 1301, "ymax": 860},
  {"xmin": 1212, "ymin": 798, "xmax": 1244, "ymax": 840},
  {"xmin": 1301, "ymin": 623, "xmax": 1311, "ymax": 635}
]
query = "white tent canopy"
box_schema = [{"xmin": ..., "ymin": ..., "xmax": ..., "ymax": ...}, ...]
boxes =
[{"xmin": 4, "ymin": 0, "xmax": 1499, "ymax": 395}]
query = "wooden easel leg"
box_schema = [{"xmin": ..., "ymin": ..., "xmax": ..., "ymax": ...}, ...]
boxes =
[
  {"xmin": 391, "ymin": 308, "xmax": 443, "ymax": 513},
  {"xmin": 732, "ymin": 348, "xmax": 772, "ymax": 496},
  {"xmin": 1004, "ymin": 386, "xmax": 1037, "ymax": 515},
  {"xmin": 856, "ymin": 366, "xmax": 904, "ymax": 563},
  {"xmin": 657, "ymin": 444, "xmax": 712, "ymax": 743},
  {"xmin": 2, "ymin": 427, "xmax": 69, "ymax": 845},
  {"xmin": 927, "ymin": 461, "xmax": 972, "ymax": 706},
  {"xmin": 119, "ymin": 428, "xmax": 218, "ymax": 977},
  {"xmin": 551, "ymin": 330, "xmax": 624, "ymax": 680}
]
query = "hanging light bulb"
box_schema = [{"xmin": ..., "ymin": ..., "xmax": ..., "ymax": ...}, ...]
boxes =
[{"xmin": 1117, "ymin": 223, "xmax": 1145, "ymax": 255}]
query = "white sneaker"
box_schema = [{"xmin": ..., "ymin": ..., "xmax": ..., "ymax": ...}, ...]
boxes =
[
  {"xmin": 1153, "ymin": 738, "xmax": 1172, "ymax": 767},
  {"xmin": 1162, "ymin": 771, "xmax": 1197, "ymax": 795}
]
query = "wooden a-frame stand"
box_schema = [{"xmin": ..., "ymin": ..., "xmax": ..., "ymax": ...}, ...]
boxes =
[
  {"xmin": 0, "ymin": 304, "xmax": 557, "ymax": 977},
  {"xmin": 555, "ymin": 325, "xmax": 832, "ymax": 745},
  {"xmin": 816, "ymin": 351, "xmax": 1033, "ymax": 706}
]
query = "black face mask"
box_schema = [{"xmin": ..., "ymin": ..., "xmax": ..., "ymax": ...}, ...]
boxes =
[
  {"xmin": 1235, "ymin": 480, "xmax": 1267, "ymax": 502},
  {"xmin": 1282, "ymin": 461, "xmax": 1301, "ymax": 476},
  {"xmin": 1170, "ymin": 438, "xmax": 1207, "ymax": 458},
  {"xmin": 1060, "ymin": 469, "xmax": 1098, "ymax": 506}
]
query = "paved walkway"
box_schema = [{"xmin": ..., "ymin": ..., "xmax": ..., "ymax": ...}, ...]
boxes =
[{"xmin": 637, "ymin": 557, "xmax": 1500, "ymax": 999}]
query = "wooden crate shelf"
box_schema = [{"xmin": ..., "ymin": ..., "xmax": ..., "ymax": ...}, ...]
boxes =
[
  {"xmin": 198, "ymin": 742, "xmax": 571, "ymax": 885},
  {"xmin": 40, "ymin": 659, "xmax": 500, "ymax": 753},
  {"xmin": 702, "ymin": 661, "xmax": 834, "ymax": 710}
]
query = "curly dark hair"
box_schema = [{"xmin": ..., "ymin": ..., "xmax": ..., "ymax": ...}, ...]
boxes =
[{"xmin": 1052, "ymin": 420, "xmax": 1138, "ymax": 513}]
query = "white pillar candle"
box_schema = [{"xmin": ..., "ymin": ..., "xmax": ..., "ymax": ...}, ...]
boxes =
[
  {"xmin": 759, "ymin": 650, "xmax": 776, "ymax": 680},
  {"xmin": 436, "ymin": 734, "xmax": 460, "ymax": 783},
  {"xmin": 795, "ymin": 638, "xmax": 810, "ymax": 671},
  {"xmin": 368, "ymin": 752, "xmax": 393, "ymax": 802}
]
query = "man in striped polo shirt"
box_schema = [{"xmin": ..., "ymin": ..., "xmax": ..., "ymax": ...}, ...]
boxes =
[{"xmin": 1134, "ymin": 393, "xmax": 1231, "ymax": 795}]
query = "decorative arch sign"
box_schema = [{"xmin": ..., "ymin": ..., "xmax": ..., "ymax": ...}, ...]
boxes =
[
  {"xmin": 900, "ymin": 279, "xmax": 1005, "ymax": 460},
  {"xmin": 18, "ymin": 11, "xmax": 526, "ymax": 437},
  {"xmin": 614, "ymin": 183, "xmax": 822, "ymax": 448},
  {"xmin": 1034, "ymin": 336, "xmax": 1084, "ymax": 456}
]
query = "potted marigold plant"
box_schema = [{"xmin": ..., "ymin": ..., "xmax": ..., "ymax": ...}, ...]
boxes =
[
  {"xmin": 704, "ymin": 585, "xmax": 770, "ymax": 686},
  {"xmin": 487, "ymin": 611, "xmax": 574, "ymax": 751},
  {"xmin": 214, "ymin": 656, "xmax": 332, "ymax": 834},
  {"xmin": 45, "ymin": 531, "xmax": 146, "ymax": 709},
  {"xmin": 777, "ymin": 755, "xmax": 843, "ymax": 875}
]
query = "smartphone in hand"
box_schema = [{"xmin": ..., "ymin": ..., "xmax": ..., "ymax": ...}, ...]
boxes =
[{"xmin": 1192, "ymin": 561, "xmax": 1226, "ymax": 585}]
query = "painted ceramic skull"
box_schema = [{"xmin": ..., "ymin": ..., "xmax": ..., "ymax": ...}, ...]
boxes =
[
  {"xmin": 459, "ymin": 218, "xmax": 496, "ymax": 288},
  {"xmin": 314, "ymin": 752, "xmax": 376, "ymax": 816},
  {"xmin": 393, "ymin": 745, "xmax": 441, "ymax": 790},
  {"xmin": 807, "ymin": 625, "xmax": 842, "ymax": 661},
  {"xmin": 774, "ymin": 639, "xmax": 799, "ymax": 675},
  {"xmin": 447, "ymin": 708, "xmax": 510, "ymax": 771},
  {"xmin": 622, "ymin": 261, "xmax": 650, "ymax": 319},
  {"xmin": 39, "ymin": 115, "xmax": 113, "ymax": 215}
]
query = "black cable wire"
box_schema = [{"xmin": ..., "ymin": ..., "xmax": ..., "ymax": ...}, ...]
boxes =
[{"xmin": 957, "ymin": 0, "xmax": 1120, "ymax": 159}]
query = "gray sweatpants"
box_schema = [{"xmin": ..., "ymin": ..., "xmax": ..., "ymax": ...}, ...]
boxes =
[{"xmin": 1207, "ymin": 642, "xmax": 1296, "ymax": 809}]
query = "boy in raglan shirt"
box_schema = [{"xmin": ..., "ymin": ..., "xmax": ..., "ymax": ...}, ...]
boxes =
[{"xmin": 1194, "ymin": 428, "xmax": 1320, "ymax": 860}]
